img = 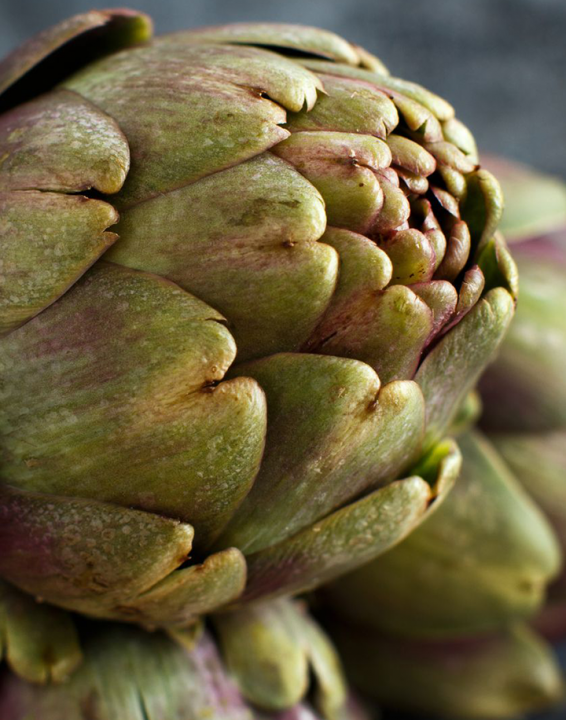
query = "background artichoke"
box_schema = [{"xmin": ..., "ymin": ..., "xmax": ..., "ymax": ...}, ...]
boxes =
[
  {"xmin": 479, "ymin": 158, "xmax": 566, "ymax": 648},
  {"xmin": 0, "ymin": 7, "xmax": 520, "ymax": 719}
]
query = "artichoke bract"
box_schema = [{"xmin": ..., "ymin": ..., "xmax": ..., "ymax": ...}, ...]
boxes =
[{"xmin": 0, "ymin": 8, "xmax": 516, "ymax": 683}]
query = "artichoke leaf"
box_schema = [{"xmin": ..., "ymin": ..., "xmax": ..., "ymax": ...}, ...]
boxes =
[
  {"xmin": 110, "ymin": 153, "xmax": 335, "ymax": 362},
  {"xmin": 0, "ymin": 580, "xmax": 82, "ymax": 684},
  {"xmin": 441, "ymin": 117, "xmax": 478, "ymax": 162},
  {"xmin": 331, "ymin": 621, "xmax": 563, "ymax": 720},
  {"xmin": 0, "ymin": 9, "xmax": 153, "ymax": 106},
  {"xmin": 239, "ymin": 438, "xmax": 460, "ymax": 603},
  {"xmin": 165, "ymin": 23, "xmax": 362, "ymax": 66},
  {"xmin": 386, "ymin": 134, "xmax": 436, "ymax": 177},
  {"xmin": 297, "ymin": 60, "xmax": 454, "ymax": 121},
  {"xmin": 286, "ymin": 74, "xmax": 398, "ymax": 139},
  {"xmin": 303, "ymin": 227, "xmax": 436, "ymax": 381},
  {"xmin": 117, "ymin": 548, "xmax": 247, "ymax": 627},
  {"xmin": 0, "ymin": 190, "xmax": 118, "ymax": 336},
  {"xmin": 441, "ymin": 264, "xmax": 485, "ymax": 332},
  {"xmin": 63, "ymin": 43, "xmax": 323, "ymax": 206},
  {"xmin": 0, "ymin": 88, "xmax": 129, "ymax": 194},
  {"xmin": 434, "ymin": 219, "xmax": 471, "ymax": 281},
  {"xmin": 214, "ymin": 598, "xmax": 347, "ymax": 716},
  {"xmin": 379, "ymin": 228, "xmax": 436, "ymax": 285},
  {"xmin": 479, "ymin": 238, "xmax": 566, "ymax": 432},
  {"xmin": 438, "ymin": 165, "xmax": 467, "ymax": 199},
  {"xmin": 0, "ymin": 263, "xmax": 267, "ymax": 548},
  {"xmin": 214, "ymin": 599, "xmax": 310, "ymax": 711},
  {"xmin": 272, "ymin": 131, "xmax": 389, "ymax": 234},
  {"xmin": 305, "ymin": 284, "xmax": 433, "ymax": 384},
  {"xmin": 372, "ymin": 173, "xmax": 411, "ymax": 233},
  {"xmin": 461, "ymin": 168, "xmax": 504, "ymax": 251},
  {"xmin": 389, "ymin": 93, "xmax": 444, "ymax": 142},
  {"xmin": 0, "ymin": 626, "xmax": 254, "ymax": 720},
  {"xmin": 411, "ymin": 280, "xmax": 458, "ymax": 340},
  {"xmin": 0, "ymin": 483, "xmax": 248, "ymax": 628},
  {"xmin": 219, "ymin": 354, "xmax": 426, "ymax": 554},
  {"xmin": 476, "ymin": 232, "xmax": 519, "ymax": 300},
  {"xmin": 0, "ymin": 485, "xmax": 194, "ymax": 619},
  {"xmin": 416, "ymin": 287, "xmax": 515, "ymax": 450},
  {"xmin": 490, "ymin": 431, "xmax": 566, "ymax": 555},
  {"xmin": 424, "ymin": 139, "xmax": 477, "ymax": 174}
]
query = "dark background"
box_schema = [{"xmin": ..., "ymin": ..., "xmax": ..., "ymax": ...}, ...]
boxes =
[
  {"xmin": 1, "ymin": 0, "xmax": 566, "ymax": 178},
  {"xmin": 1, "ymin": 1, "xmax": 565, "ymax": 718}
]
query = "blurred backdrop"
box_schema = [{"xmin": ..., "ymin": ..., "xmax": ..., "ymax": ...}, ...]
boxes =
[{"xmin": 0, "ymin": 0, "xmax": 565, "ymax": 177}]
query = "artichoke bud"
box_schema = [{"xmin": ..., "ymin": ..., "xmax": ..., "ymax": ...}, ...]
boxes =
[
  {"xmin": 0, "ymin": 9, "xmax": 515, "ymax": 671},
  {"xmin": 321, "ymin": 431, "xmax": 561, "ymax": 637}
]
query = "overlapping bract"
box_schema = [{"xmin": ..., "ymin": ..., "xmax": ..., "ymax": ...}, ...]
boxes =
[{"xmin": 0, "ymin": 8, "xmax": 519, "ymax": 704}]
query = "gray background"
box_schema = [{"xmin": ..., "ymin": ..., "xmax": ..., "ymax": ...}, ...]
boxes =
[{"xmin": 0, "ymin": 0, "xmax": 565, "ymax": 177}]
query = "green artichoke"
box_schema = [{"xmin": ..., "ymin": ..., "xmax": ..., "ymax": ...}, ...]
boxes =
[
  {"xmin": 319, "ymin": 159, "xmax": 566, "ymax": 718},
  {"xmin": 478, "ymin": 158, "xmax": 566, "ymax": 641},
  {"xmin": 329, "ymin": 621, "xmax": 563, "ymax": 720},
  {"xmin": 0, "ymin": 6, "xmax": 517, "ymax": 707}
]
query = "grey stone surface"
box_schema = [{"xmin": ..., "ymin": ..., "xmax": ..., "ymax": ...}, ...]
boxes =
[{"xmin": 1, "ymin": 0, "xmax": 565, "ymax": 177}]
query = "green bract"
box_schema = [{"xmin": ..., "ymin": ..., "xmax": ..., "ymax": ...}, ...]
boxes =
[{"xmin": 0, "ymin": 7, "xmax": 517, "ymax": 702}]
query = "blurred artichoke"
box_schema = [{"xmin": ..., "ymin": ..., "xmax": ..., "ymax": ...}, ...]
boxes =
[
  {"xmin": 479, "ymin": 158, "xmax": 566, "ymax": 642},
  {"xmin": 0, "ymin": 7, "xmax": 517, "ymax": 709},
  {"xmin": 331, "ymin": 620, "xmax": 563, "ymax": 720},
  {"xmin": 319, "ymin": 160, "xmax": 566, "ymax": 718}
]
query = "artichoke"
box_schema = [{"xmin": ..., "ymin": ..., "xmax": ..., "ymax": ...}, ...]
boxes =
[
  {"xmin": 0, "ymin": 7, "xmax": 517, "ymax": 713},
  {"xmin": 479, "ymin": 158, "xmax": 566, "ymax": 642},
  {"xmin": 320, "ymin": 160, "xmax": 566, "ymax": 718}
]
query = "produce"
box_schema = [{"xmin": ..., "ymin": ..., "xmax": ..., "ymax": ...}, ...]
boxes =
[
  {"xmin": 479, "ymin": 158, "xmax": 566, "ymax": 643},
  {"xmin": 0, "ymin": 8, "xmax": 519, "ymax": 717}
]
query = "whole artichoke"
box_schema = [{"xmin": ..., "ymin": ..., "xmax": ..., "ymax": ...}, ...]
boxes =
[{"xmin": 0, "ymin": 7, "xmax": 517, "ymax": 710}]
